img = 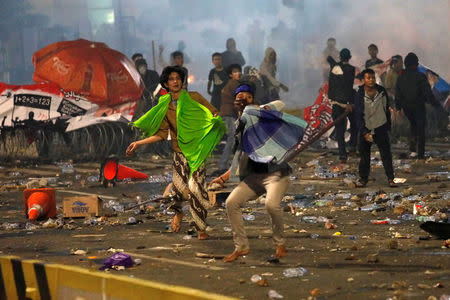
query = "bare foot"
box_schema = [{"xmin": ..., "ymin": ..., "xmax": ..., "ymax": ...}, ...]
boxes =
[
  {"xmin": 275, "ymin": 245, "xmax": 288, "ymax": 258},
  {"xmin": 171, "ymin": 213, "xmax": 183, "ymax": 232},
  {"xmin": 197, "ymin": 231, "xmax": 209, "ymax": 240},
  {"xmin": 223, "ymin": 249, "xmax": 250, "ymax": 262}
]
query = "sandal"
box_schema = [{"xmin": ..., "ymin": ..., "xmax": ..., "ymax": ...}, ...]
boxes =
[
  {"xmin": 388, "ymin": 180, "xmax": 398, "ymax": 188},
  {"xmin": 171, "ymin": 212, "xmax": 183, "ymax": 232},
  {"xmin": 355, "ymin": 179, "xmax": 367, "ymax": 188}
]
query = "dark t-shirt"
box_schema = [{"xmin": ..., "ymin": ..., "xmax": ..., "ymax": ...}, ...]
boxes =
[
  {"xmin": 142, "ymin": 69, "xmax": 160, "ymax": 93},
  {"xmin": 221, "ymin": 50, "xmax": 246, "ymax": 69},
  {"xmin": 208, "ymin": 68, "xmax": 228, "ymax": 95},
  {"xmin": 365, "ymin": 58, "xmax": 384, "ymax": 69},
  {"xmin": 328, "ymin": 61, "xmax": 356, "ymax": 104}
]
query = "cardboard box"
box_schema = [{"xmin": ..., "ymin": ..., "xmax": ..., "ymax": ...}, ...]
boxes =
[{"xmin": 63, "ymin": 195, "xmax": 102, "ymax": 218}]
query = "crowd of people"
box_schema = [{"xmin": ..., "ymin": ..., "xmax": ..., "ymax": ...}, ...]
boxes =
[{"xmin": 125, "ymin": 37, "xmax": 447, "ymax": 262}]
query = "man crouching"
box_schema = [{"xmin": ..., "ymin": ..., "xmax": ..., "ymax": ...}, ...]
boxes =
[{"xmin": 211, "ymin": 82, "xmax": 307, "ymax": 262}]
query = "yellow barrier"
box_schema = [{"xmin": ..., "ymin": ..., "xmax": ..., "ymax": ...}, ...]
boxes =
[{"xmin": 0, "ymin": 256, "xmax": 237, "ymax": 300}]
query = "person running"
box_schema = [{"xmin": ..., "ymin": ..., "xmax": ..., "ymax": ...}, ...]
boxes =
[
  {"xmin": 211, "ymin": 82, "xmax": 307, "ymax": 262},
  {"xmin": 126, "ymin": 66, "xmax": 226, "ymax": 239}
]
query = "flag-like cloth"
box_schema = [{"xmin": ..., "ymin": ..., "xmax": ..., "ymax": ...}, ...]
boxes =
[
  {"xmin": 132, "ymin": 90, "xmax": 226, "ymax": 174},
  {"xmin": 240, "ymin": 104, "xmax": 308, "ymax": 164},
  {"xmin": 284, "ymin": 83, "xmax": 333, "ymax": 159},
  {"xmin": 418, "ymin": 65, "xmax": 450, "ymax": 111}
]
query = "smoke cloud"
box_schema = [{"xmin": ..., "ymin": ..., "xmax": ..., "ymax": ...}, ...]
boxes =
[{"xmin": 10, "ymin": 0, "xmax": 450, "ymax": 107}]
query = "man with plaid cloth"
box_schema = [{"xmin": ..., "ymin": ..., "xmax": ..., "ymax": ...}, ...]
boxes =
[{"xmin": 211, "ymin": 82, "xmax": 307, "ymax": 262}]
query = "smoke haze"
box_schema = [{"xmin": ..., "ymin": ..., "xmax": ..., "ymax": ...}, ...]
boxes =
[{"xmin": 5, "ymin": 0, "xmax": 450, "ymax": 107}]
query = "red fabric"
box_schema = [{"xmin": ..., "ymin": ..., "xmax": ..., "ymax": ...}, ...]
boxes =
[{"xmin": 303, "ymin": 82, "xmax": 332, "ymax": 129}]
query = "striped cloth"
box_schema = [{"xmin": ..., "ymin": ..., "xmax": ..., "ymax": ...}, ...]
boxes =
[{"xmin": 240, "ymin": 102, "xmax": 308, "ymax": 164}]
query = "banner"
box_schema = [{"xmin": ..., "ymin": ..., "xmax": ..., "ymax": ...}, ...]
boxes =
[{"xmin": 0, "ymin": 82, "xmax": 136, "ymax": 131}]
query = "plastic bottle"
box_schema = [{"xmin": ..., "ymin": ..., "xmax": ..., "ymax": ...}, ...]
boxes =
[
  {"xmin": 302, "ymin": 216, "xmax": 318, "ymax": 223},
  {"xmin": 87, "ymin": 175, "xmax": 99, "ymax": 183},
  {"xmin": 416, "ymin": 216, "xmax": 436, "ymax": 222},
  {"xmin": 243, "ymin": 214, "xmax": 255, "ymax": 221},
  {"xmin": 401, "ymin": 214, "xmax": 415, "ymax": 221},
  {"xmin": 60, "ymin": 164, "xmax": 74, "ymax": 174},
  {"xmin": 282, "ymin": 267, "xmax": 308, "ymax": 278},
  {"xmin": 359, "ymin": 204, "xmax": 378, "ymax": 212},
  {"xmin": 388, "ymin": 219, "xmax": 402, "ymax": 225}
]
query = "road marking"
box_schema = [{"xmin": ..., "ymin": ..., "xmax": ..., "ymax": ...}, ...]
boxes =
[
  {"xmin": 125, "ymin": 252, "xmax": 225, "ymax": 271},
  {"xmin": 72, "ymin": 234, "xmax": 107, "ymax": 238}
]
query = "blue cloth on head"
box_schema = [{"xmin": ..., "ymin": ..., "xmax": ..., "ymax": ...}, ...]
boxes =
[{"xmin": 234, "ymin": 84, "xmax": 254, "ymax": 96}]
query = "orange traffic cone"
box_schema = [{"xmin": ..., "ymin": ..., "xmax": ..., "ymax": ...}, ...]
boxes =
[
  {"xmin": 23, "ymin": 188, "xmax": 56, "ymax": 220},
  {"xmin": 101, "ymin": 157, "xmax": 148, "ymax": 187}
]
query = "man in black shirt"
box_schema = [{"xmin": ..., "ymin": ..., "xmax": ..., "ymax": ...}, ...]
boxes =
[
  {"xmin": 395, "ymin": 52, "xmax": 440, "ymax": 160},
  {"xmin": 207, "ymin": 52, "xmax": 228, "ymax": 110},
  {"xmin": 221, "ymin": 38, "xmax": 246, "ymax": 69},
  {"xmin": 365, "ymin": 44, "xmax": 384, "ymax": 69},
  {"xmin": 134, "ymin": 58, "xmax": 160, "ymax": 119},
  {"xmin": 327, "ymin": 48, "xmax": 357, "ymax": 162}
]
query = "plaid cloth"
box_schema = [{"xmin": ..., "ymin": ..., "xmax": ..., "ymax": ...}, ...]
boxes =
[{"xmin": 240, "ymin": 102, "xmax": 307, "ymax": 164}]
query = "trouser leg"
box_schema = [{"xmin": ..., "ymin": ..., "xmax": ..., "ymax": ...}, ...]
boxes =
[
  {"xmin": 333, "ymin": 106, "xmax": 347, "ymax": 160},
  {"xmin": 263, "ymin": 172, "xmax": 289, "ymax": 246},
  {"xmin": 358, "ymin": 134, "xmax": 372, "ymax": 182},
  {"xmin": 374, "ymin": 128, "xmax": 394, "ymax": 181},
  {"xmin": 347, "ymin": 112, "xmax": 358, "ymax": 149},
  {"xmin": 225, "ymin": 181, "xmax": 258, "ymax": 251},
  {"xmin": 415, "ymin": 110, "xmax": 426, "ymax": 159},
  {"xmin": 403, "ymin": 109, "xmax": 417, "ymax": 153}
]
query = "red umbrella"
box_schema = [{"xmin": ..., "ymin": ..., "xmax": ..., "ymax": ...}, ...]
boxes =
[{"xmin": 32, "ymin": 39, "xmax": 144, "ymax": 106}]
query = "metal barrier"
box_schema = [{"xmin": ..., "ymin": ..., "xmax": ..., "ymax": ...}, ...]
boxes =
[{"xmin": 0, "ymin": 256, "xmax": 236, "ymax": 300}]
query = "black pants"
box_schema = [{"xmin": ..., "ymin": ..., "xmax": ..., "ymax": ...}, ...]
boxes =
[
  {"xmin": 403, "ymin": 108, "xmax": 426, "ymax": 159},
  {"xmin": 358, "ymin": 126, "xmax": 394, "ymax": 182},
  {"xmin": 332, "ymin": 106, "xmax": 357, "ymax": 160}
]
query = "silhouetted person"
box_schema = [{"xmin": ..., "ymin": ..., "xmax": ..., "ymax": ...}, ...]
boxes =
[
  {"xmin": 327, "ymin": 48, "xmax": 357, "ymax": 161},
  {"xmin": 159, "ymin": 45, "xmax": 189, "ymax": 89},
  {"xmin": 131, "ymin": 53, "xmax": 143, "ymax": 64},
  {"xmin": 134, "ymin": 58, "xmax": 160, "ymax": 119},
  {"xmin": 322, "ymin": 37, "xmax": 340, "ymax": 82},
  {"xmin": 395, "ymin": 52, "xmax": 441, "ymax": 159},
  {"xmin": 259, "ymin": 47, "xmax": 288, "ymax": 102},
  {"xmin": 221, "ymin": 38, "xmax": 246, "ymax": 69},
  {"xmin": 365, "ymin": 44, "xmax": 383, "ymax": 69}
]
